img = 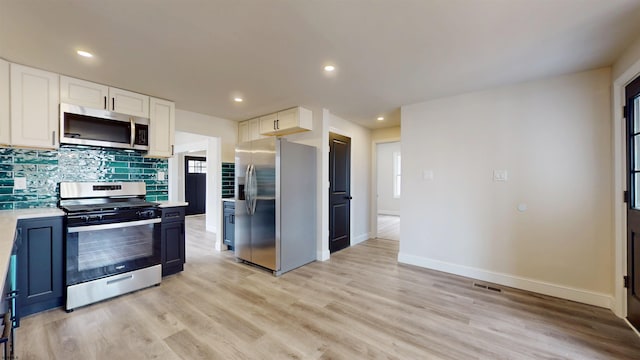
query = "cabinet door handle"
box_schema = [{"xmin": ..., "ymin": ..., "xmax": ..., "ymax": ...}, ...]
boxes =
[
  {"xmin": 230, "ymin": 214, "xmax": 234, "ymax": 224},
  {"xmin": 104, "ymin": 96, "xmax": 107, "ymax": 109},
  {"xmin": 273, "ymin": 120, "xmax": 276, "ymax": 130},
  {"xmin": 52, "ymin": 131, "xmax": 56, "ymax": 146},
  {"xmin": 276, "ymin": 119, "xmax": 279, "ymax": 130},
  {"xmin": 112, "ymin": 97, "xmax": 115, "ymax": 110}
]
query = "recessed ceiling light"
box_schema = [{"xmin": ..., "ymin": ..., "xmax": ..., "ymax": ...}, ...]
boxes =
[
  {"xmin": 76, "ymin": 50, "xmax": 94, "ymax": 58},
  {"xmin": 377, "ymin": 117, "xmax": 384, "ymax": 121},
  {"xmin": 324, "ymin": 65, "xmax": 335, "ymax": 72},
  {"xmin": 234, "ymin": 97, "xmax": 243, "ymax": 102}
]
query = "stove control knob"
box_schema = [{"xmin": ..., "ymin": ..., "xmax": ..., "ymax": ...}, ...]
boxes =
[{"xmin": 137, "ymin": 210, "xmax": 155, "ymax": 219}]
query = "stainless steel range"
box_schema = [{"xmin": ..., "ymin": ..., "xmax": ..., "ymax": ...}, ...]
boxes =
[{"xmin": 59, "ymin": 182, "xmax": 162, "ymax": 311}]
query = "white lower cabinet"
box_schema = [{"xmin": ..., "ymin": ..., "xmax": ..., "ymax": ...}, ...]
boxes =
[{"xmin": 10, "ymin": 63, "xmax": 59, "ymax": 149}]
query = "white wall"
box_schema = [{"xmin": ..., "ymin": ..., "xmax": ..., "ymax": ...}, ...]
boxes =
[
  {"xmin": 400, "ymin": 68, "xmax": 613, "ymax": 308},
  {"xmin": 170, "ymin": 109, "xmax": 234, "ymax": 251},
  {"xmin": 613, "ymin": 35, "xmax": 640, "ymax": 81},
  {"xmin": 377, "ymin": 141, "xmax": 401, "ymax": 215},
  {"xmin": 171, "ymin": 131, "xmax": 213, "ymax": 204},
  {"xmin": 329, "ymin": 114, "xmax": 372, "ymax": 245},
  {"xmin": 175, "ymin": 109, "xmax": 237, "ymax": 162},
  {"xmin": 287, "ymin": 107, "xmax": 329, "ymax": 260},
  {"xmin": 370, "ymin": 126, "xmax": 401, "ymax": 238},
  {"xmin": 371, "ymin": 126, "xmax": 401, "ymax": 142}
]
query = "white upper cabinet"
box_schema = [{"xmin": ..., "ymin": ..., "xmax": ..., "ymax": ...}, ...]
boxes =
[
  {"xmin": 109, "ymin": 87, "xmax": 149, "ymax": 118},
  {"xmin": 238, "ymin": 120, "xmax": 250, "ymax": 143},
  {"xmin": 259, "ymin": 107, "xmax": 312, "ymax": 136},
  {"xmin": 10, "ymin": 63, "xmax": 59, "ymax": 149},
  {"xmin": 60, "ymin": 76, "xmax": 149, "ymax": 118},
  {"xmin": 249, "ymin": 118, "xmax": 265, "ymax": 140},
  {"xmin": 0, "ymin": 59, "xmax": 9, "ymax": 145},
  {"xmin": 259, "ymin": 112, "xmax": 278, "ymax": 134},
  {"xmin": 60, "ymin": 75, "xmax": 109, "ymax": 109},
  {"xmin": 147, "ymin": 97, "xmax": 175, "ymax": 158},
  {"xmin": 238, "ymin": 117, "xmax": 266, "ymax": 143},
  {"xmin": 238, "ymin": 107, "xmax": 313, "ymax": 143}
]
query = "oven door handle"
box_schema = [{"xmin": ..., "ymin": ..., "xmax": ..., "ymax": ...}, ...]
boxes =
[{"xmin": 67, "ymin": 218, "xmax": 161, "ymax": 233}]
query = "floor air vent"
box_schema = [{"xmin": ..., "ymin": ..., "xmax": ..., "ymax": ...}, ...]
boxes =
[{"xmin": 473, "ymin": 282, "xmax": 502, "ymax": 293}]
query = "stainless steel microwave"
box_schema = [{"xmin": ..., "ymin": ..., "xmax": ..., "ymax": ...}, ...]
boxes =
[{"xmin": 60, "ymin": 103, "xmax": 149, "ymax": 150}]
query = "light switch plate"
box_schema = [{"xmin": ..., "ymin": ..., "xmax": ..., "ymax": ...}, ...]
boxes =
[
  {"xmin": 157, "ymin": 171, "xmax": 166, "ymax": 181},
  {"xmin": 493, "ymin": 170, "xmax": 508, "ymax": 182},
  {"xmin": 14, "ymin": 177, "xmax": 27, "ymax": 190}
]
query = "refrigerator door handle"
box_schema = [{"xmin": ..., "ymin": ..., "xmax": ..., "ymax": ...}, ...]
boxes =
[
  {"xmin": 250, "ymin": 164, "xmax": 258, "ymax": 215},
  {"xmin": 244, "ymin": 164, "xmax": 253, "ymax": 215}
]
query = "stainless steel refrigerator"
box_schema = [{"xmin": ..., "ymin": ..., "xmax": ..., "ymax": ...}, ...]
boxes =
[{"xmin": 235, "ymin": 137, "xmax": 316, "ymax": 275}]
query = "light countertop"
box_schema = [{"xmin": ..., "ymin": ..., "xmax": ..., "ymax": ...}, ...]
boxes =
[
  {"xmin": 156, "ymin": 201, "xmax": 188, "ymax": 208},
  {"xmin": 222, "ymin": 198, "xmax": 235, "ymax": 202},
  {"xmin": 0, "ymin": 208, "xmax": 65, "ymax": 293}
]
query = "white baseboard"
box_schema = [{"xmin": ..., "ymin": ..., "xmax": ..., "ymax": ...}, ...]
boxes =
[
  {"xmin": 352, "ymin": 232, "xmax": 370, "ymax": 245},
  {"xmin": 378, "ymin": 210, "xmax": 400, "ymax": 216},
  {"xmin": 397, "ymin": 253, "xmax": 612, "ymax": 309},
  {"xmin": 624, "ymin": 318, "xmax": 640, "ymax": 338},
  {"xmin": 318, "ymin": 249, "xmax": 330, "ymax": 261}
]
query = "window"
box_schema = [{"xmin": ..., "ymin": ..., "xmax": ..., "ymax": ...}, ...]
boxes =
[
  {"xmin": 188, "ymin": 159, "xmax": 207, "ymax": 174},
  {"xmin": 393, "ymin": 151, "xmax": 401, "ymax": 198}
]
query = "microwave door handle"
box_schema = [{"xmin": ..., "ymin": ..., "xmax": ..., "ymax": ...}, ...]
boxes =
[{"xmin": 130, "ymin": 117, "xmax": 135, "ymax": 148}]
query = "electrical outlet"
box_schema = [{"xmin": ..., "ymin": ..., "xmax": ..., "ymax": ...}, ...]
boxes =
[
  {"xmin": 493, "ymin": 170, "xmax": 508, "ymax": 182},
  {"xmin": 14, "ymin": 177, "xmax": 27, "ymax": 190},
  {"xmin": 157, "ymin": 171, "xmax": 166, "ymax": 181}
]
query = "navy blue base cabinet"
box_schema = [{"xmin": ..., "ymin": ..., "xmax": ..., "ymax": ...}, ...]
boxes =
[
  {"xmin": 16, "ymin": 216, "xmax": 64, "ymax": 325},
  {"xmin": 160, "ymin": 207, "xmax": 185, "ymax": 276},
  {"xmin": 223, "ymin": 200, "xmax": 235, "ymax": 250}
]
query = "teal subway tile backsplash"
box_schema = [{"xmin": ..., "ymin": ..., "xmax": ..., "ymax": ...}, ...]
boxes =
[
  {"xmin": 0, "ymin": 145, "xmax": 168, "ymax": 209},
  {"xmin": 222, "ymin": 162, "xmax": 235, "ymax": 198}
]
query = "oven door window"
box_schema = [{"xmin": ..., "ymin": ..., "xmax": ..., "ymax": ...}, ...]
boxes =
[{"xmin": 66, "ymin": 221, "xmax": 160, "ymax": 285}]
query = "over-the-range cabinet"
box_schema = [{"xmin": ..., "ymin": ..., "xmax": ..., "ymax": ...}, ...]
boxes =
[{"xmin": 235, "ymin": 137, "xmax": 316, "ymax": 275}]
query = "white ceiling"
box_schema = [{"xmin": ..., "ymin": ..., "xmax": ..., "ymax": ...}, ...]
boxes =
[{"xmin": 2, "ymin": 0, "xmax": 640, "ymax": 129}]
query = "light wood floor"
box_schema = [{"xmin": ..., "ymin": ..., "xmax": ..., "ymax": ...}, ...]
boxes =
[
  {"xmin": 377, "ymin": 214, "xmax": 400, "ymax": 241},
  {"xmin": 15, "ymin": 216, "xmax": 640, "ymax": 359}
]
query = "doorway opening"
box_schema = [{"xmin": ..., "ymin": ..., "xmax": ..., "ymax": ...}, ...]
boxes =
[{"xmin": 376, "ymin": 141, "xmax": 400, "ymax": 240}]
